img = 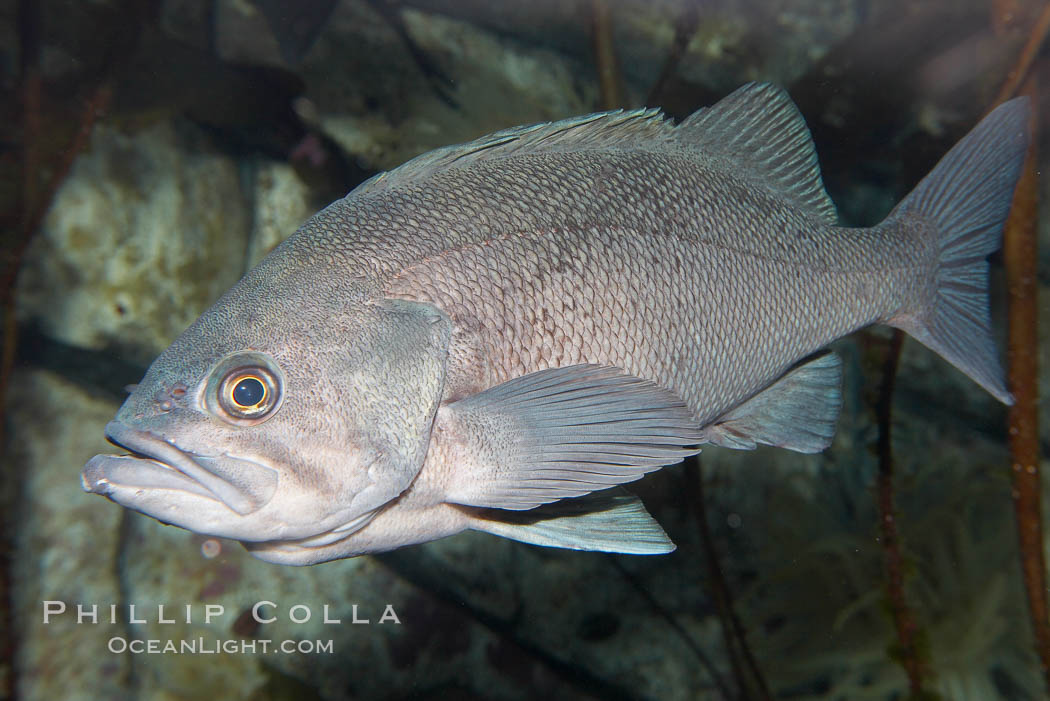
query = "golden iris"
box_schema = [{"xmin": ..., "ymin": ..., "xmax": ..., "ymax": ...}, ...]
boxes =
[{"xmin": 218, "ymin": 368, "xmax": 278, "ymax": 420}]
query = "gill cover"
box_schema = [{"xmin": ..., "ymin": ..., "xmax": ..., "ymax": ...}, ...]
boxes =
[{"xmin": 343, "ymin": 298, "xmax": 451, "ymax": 517}]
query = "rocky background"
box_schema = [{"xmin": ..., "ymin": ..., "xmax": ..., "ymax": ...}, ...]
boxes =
[{"xmin": 2, "ymin": 0, "xmax": 1049, "ymax": 699}]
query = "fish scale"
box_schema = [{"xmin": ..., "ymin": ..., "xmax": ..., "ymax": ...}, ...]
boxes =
[{"xmin": 377, "ymin": 148, "xmax": 910, "ymax": 425}]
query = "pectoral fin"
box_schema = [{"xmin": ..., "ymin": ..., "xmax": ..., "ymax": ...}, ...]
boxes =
[
  {"xmin": 437, "ymin": 365, "xmax": 702, "ymax": 510},
  {"xmin": 465, "ymin": 489, "xmax": 675, "ymax": 555},
  {"xmin": 701, "ymin": 351, "xmax": 842, "ymax": 453}
]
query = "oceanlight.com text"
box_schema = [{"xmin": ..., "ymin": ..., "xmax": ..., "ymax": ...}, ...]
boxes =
[{"xmin": 107, "ymin": 636, "xmax": 335, "ymax": 655}]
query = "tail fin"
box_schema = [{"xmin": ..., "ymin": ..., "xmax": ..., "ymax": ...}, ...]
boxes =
[{"xmin": 887, "ymin": 98, "xmax": 1030, "ymax": 404}]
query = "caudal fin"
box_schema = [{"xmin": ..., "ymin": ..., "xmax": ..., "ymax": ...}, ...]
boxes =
[{"xmin": 887, "ymin": 99, "xmax": 1030, "ymax": 405}]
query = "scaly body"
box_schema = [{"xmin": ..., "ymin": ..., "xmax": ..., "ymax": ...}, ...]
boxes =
[{"xmin": 364, "ymin": 151, "xmax": 922, "ymax": 422}]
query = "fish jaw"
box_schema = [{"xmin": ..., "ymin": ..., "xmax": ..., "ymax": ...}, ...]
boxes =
[
  {"xmin": 244, "ymin": 501, "xmax": 474, "ymax": 565},
  {"xmin": 82, "ymin": 420, "xmax": 281, "ymax": 539}
]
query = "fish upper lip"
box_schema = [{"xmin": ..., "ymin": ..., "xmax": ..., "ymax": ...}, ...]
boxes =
[{"xmin": 102, "ymin": 421, "xmax": 265, "ymax": 515}]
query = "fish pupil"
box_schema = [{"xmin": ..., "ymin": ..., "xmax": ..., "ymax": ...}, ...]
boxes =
[{"xmin": 233, "ymin": 377, "xmax": 265, "ymax": 407}]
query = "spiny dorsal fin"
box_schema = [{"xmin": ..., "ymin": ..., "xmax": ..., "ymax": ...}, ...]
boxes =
[
  {"xmin": 355, "ymin": 108, "xmax": 672, "ymax": 197},
  {"xmin": 354, "ymin": 83, "xmax": 836, "ymax": 223},
  {"xmin": 677, "ymin": 82, "xmax": 837, "ymax": 223}
]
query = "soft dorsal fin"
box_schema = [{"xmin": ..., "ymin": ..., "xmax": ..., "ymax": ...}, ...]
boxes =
[
  {"xmin": 677, "ymin": 82, "xmax": 837, "ymax": 223},
  {"xmin": 355, "ymin": 108, "xmax": 672, "ymax": 197}
]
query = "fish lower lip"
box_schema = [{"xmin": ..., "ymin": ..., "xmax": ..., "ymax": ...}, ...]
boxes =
[{"xmin": 101, "ymin": 421, "xmax": 271, "ymax": 515}]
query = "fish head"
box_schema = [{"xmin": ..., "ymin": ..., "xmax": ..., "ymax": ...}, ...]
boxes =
[{"xmin": 81, "ymin": 243, "xmax": 452, "ymax": 547}]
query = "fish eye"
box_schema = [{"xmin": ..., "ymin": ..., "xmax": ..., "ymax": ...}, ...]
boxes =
[
  {"xmin": 219, "ymin": 368, "xmax": 278, "ymax": 420},
  {"xmin": 205, "ymin": 352, "xmax": 284, "ymax": 426}
]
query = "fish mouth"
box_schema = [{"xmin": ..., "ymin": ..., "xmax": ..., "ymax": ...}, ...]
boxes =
[{"xmin": 82, "ymin": 421, "xmax": 278, "ymax": 516}]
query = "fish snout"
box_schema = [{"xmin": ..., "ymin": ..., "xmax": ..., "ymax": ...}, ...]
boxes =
[{"xmin": 97, "ymin": 421, "xmax": 278, "ymax": 515}]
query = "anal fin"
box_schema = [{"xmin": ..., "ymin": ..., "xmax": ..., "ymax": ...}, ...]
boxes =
[{"xmin": 702, "ymin": 352, "xmax": 842, "ymax": 453}]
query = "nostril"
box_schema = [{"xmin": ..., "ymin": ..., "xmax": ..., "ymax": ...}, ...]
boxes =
[
  {"xmin": 154, "ymin": 390, "xmax": 173, "ymax": 412},
  {"xmin": 152, "ymin": 383, "xmax": 188, "ymax": 411},
  {"xmin": 152, "ymin": 388, "xmax": 172, "ymax": 411}
]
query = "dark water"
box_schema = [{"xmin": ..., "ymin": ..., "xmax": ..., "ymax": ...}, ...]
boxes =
[{"xmin": 4, "ymin": 0, "xmax": 1048, "ymax": 699}]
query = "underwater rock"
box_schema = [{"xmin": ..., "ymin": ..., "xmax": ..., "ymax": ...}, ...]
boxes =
[
  {"xmin": 245, "ymin": 162, "xmax": 313, "ymax": 269},
  {"xmin": 298, "ymin": 2, "xmax": 599, "ymax": 172},
  {"xmin": 399, "ymin": 0, "xmax": 864, "ymax": 95},
  {"xmin": 8, "ymin": 371, "xmax": 131, "ymax": 701},
  {"xmin": 16, "ymin": 121, "xmax": 250, "ymax": 362}
]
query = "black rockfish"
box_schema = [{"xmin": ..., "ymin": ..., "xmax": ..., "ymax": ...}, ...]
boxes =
[{"xmin": 83, "ymin": 84, "xmax": 1028, "ymax": 564}]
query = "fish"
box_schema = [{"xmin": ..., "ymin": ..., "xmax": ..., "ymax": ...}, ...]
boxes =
[{"xmin": 81, "ymin": 83, "xmax": 1029, "ymax": 565}]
